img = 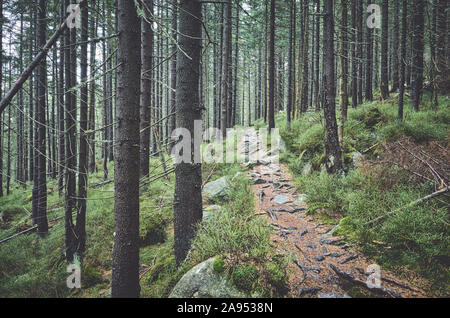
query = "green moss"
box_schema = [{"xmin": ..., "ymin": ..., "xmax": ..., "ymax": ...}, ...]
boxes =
[
  {"xmin": 232, "ymin": 264, "xmax": 259, "ymax": 292},
  {"xmin": 265, "ymin": 262, "xmax": 286, "ymax": 290},
  {"xmin": 212, "ymin": 256, "xmax": 225, "ymax": 273}
]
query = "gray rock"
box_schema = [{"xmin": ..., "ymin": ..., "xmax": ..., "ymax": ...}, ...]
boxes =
[
  {"xmin": 295, "ymin": 194, "xmax": 308, "ymax": 204},
  {"xmin": 232, "ymin": 171, "xmax": 243, "ymax": 181},
  {"xmin": 302, "ymin": 163, "xmax": 312, "ymax": 176},
  {"xmin": 202, "ymin": 176, "xmax": 231, "ymax": 202},
  {"xmin": 169, "ymin": 258, "xmax": 255, "ymax": 298},
  {"xmin": 273, "ymin": 195, "xmax": 292, "ymax": 205},
  {"xmin": 203, "ymin": 205, "xmax": 222, "ymax": 220},
  {"xmin": 318, "ymin": 292, "xmax": 351, "ymax": 298},
  {"xmin": 351, "ymin": 151, "xmax": 364, "ymax": 167}
]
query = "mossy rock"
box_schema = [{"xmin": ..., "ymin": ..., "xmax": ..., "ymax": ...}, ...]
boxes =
[
  {"xmin": 170, "ymin": 258, "xmax": 260, "ymax": 298},
  {"xmin": 265, "ymin": 262, "xmax": 287, "ymax": 290},
  {"xmin": 212, "ymin": 256, "xmax": 225, "ymax": 273}
]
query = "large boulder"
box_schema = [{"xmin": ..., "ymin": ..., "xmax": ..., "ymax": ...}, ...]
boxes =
[
  {"xmin": 202, "ymin": 177, "xmax": 231, "ymax": 202},
  {"xmin": 169, "ymin": 258, "xmax": 249, "ymax": 298}
]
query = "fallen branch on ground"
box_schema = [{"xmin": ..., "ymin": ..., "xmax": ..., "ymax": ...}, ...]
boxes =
[{"xmin": 366, "ymin": 186, "xmax": 449, "ymax": 225}]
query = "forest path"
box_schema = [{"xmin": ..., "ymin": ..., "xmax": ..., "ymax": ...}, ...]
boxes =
[{"xmin": 237, "ymin": 127, "xmax": 426, "ymax": 298}]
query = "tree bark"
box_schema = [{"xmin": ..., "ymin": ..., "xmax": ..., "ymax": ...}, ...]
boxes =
[
  {"xmin": 268, "ymin": 0, "xmax": 275, "ymax": 130},
  {"xmin": 323, "ymin": 0, "xmax": 343, "ymax": 174},
  {"xmin": 140, "ymin": 0, "xmax": 154, "ymax": 178},
  {"xmin": 174, "ymin": 0, "xmax": 203, "ymax": 266},
  {"xmin": 380, "ymin": 0, "xmax": 389, "ymax": 101},
  {"xmin": 411, "ymin": 0, "xmax": 425, "ymax": 111},
  {"xmin": 112, "ymin": 0, "xmax": 142, "ymax": 298}
]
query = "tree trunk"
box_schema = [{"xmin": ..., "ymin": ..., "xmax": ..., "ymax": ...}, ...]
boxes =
[
  {"xmin": 339, "ymin": 0, "xmax": 349, "ymax": 143},
  {"xmin": 365, "ymin": 0, "xmax": 373, "ymax": 101},
  {"xmin": 287, "ymin": 0, "xmax": 295, "ymax": 130},
  {"xmin": 398, "ymin": 0, "xmax": 407, "ymax": 121},
  {"xmin": 268, "ymin": 0, "xmax": 275, "ymax": 130},
  {"xmin": 392, "ymin": 0, "xmax": 400, "ymax": 92},
  {"xmin": 323, "ymin": 0, "xmax": 343, "ymax": 174},
  {"xmin": 76, "ymin": 1, "xmax": 89, "ymax": 258},
  {"xmin": 112, "ymin": 0, "xmax": 142, "ymax": 298},
  {"xmin": 411, "ymin": 0, "xmax": 425, "ymax": 111},
  {"xmin": 435, "ymin": 0, "xmax": 449, "ymax": 94},
  {"xmin": 173, "ymin": 0, "xmax": 203, "ymax": 266},
  {"xmin": 36, "ymin": 0, "xmax": 48, "ymax": 235},
  {"xmin": 170, "ymin": 0, "xmax": 177, "ymax": 148},
  {"xmin": 380, "ymin": 0, "xmax": 389, "ymax": 101},
  {"xmin": 65, "ymin": 0, "xmax": 77, "ymax": 261},
  {"xmin": 220, "ymin": 0, "xmax": 231, "ymax": 137},
  {"xmin": 140, "ymin": 0, "xmax": 154, "ymax": 178}
]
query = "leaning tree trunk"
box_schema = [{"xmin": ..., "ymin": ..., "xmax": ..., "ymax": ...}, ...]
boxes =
[
  {"xmin": 111, "ymin": 0, "xmax": 142, "ymax": 298},
  {"xmin": 173, "ymin": 0, "xmax": 203, "ymax": 266},
  {"xmin": 323, "ymin": 0, "xmax": 343, "ymax": 174}
]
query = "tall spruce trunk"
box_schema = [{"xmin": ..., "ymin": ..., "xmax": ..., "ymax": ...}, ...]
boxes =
[
  {"xmin": 76, "ymin": 1, "xmax": 89, "ymax": 258},
  {"xmin": 323, "ymin": 0, "xmax": 343, "ymax": 174},
  {"xmin": 398, "ymin": 0, "xmax": 407, "ymax": 121},
  {"xmin": 365, "ymin": 0, "xmax": 373, "ymax": 101},
  {"xmin": 380, "ymin": 0, "xmax": 389, "ymax": 100},
  {"xmin": 411, "ymin": 0, "xmax": 425, "ymax": 111},
  {"xmin": 173, "ymin": 0, "xmax": 203, "ymax": 266},
  {"xmin": 112, "ymin": 0, "xmax": 142, "ymax": 298},
  {"xmin": 140, "ymin": 0, "xmax": 154, "ymax": 178},
  {"xmin": 220, "ymin": 0, "xmax": 231, "ymax": 137},
  {"xmin": 268, "ymin": 0, "xmax": 275, "ymax": 130},
  {"xmin": 339, "ymin": 0, "xmax": 349, "ymax": 143},
  {"xmin": 36, "ymin": 0, "xmax": 48, "ymax": 235}
]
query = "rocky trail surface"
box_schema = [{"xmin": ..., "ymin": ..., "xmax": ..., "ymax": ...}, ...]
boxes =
[{"xmin": 238, "ymin": 128, "xmax": 426, "ymax": 298}]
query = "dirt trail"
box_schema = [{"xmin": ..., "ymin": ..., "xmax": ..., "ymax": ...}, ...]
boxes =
[{"xmin": 238, "ymin": 128, "xmax": 426, "ymax": 298}]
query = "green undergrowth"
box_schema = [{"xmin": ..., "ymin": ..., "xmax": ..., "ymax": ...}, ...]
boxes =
[{"xmin": 274, "ymin": 92, "xmax": 449, "ymax": 296}]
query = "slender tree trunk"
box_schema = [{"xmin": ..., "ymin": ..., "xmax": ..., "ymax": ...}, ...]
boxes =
[
  {"xmin": 76, "ymin": 1, "xmax": 89, "ymax": 259},
  {"xmin": 323, "ymin": 0, "xmax": 343, "ymax": 174},
  {"xmin": 351, "ymin": 0, "xmax": 357, "ymax": 108},
  {"xmin": 140, "ymin": 0, "xmax": 154, "ymax": 178},
  {"xmin": 398, "ymin": 0, "xmax": 407, "ymax": 121},
  {"xmin": 220, "ymin": 0, "xmax": 231, "ymax": 137},
  {"xmin": 380, "ymin": 0, "xmax": 389, "ymax": 100},
  {"xmin": 173, "ymin": 0, "xmax": 203, "ymax": 266},
  {"xmin": 435, "ymin": 0, "xmax": 449, "ymax": 94},
  {"xmin": 365, "ymin": 0, "xmax": 373, "ymax": 101},
  {"xmin": 88, "ymin": 2, "xmax": 98, "ymax": 174},
  {"xmin": 36, "ymin": 0, "xmax": 48, "ymax": 235},
  {"xmin": 339, "ymin": 0, "xmax": 349, "ymax": 143},
  {"xmin": 411, "ymin": 0, "xmax": 425, "ymax": 111},
  {"xmin": 287, "ymin": 0, "xmax": 295, "ymax": 130},
  {"xmin": 58, "ymin": 3, "xmax": 65, "ymax": 195},
  {"xmin": 170, "ymin": 0, "xmax": 177, "ymax": 148},
  {"xmin": 112, "ymin": 0, "xmax": 142, "ymax": 298},
  {"xmin": 65, "ymin": 0, "xmax": 77, "ymax": 261},
  {"xmin": 268, "ymin": 0, "xmax": 275, "ymax": 130},
  {"xmin": 392, "ymin": 0, "xmax": 400, "ymax": 92},
  {"xmin": 301, "ymin": 2, "xmax": 310, "ymax": 114},
  {"xmin": 315, "ymin": 0, "xmax": 320, "ymax": 112}
]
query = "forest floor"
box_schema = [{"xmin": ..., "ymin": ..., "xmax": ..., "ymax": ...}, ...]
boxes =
[{"xmin": 240, "ymin": 127, "xmax": 428, "ymax": 298}]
